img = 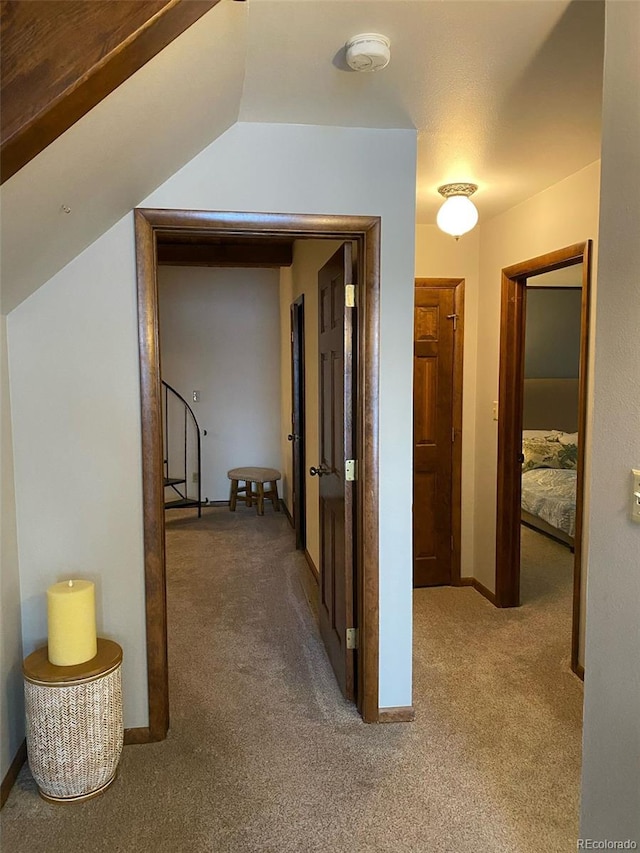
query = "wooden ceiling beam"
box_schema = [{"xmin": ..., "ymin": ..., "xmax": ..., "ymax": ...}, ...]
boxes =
[
  {"xmin": 157, "ymin": 241, "xmax": 294, "ymax": 268},
  {"xmin": 0, "ymin": 0, "xmax": 221, "ymax": 183}
]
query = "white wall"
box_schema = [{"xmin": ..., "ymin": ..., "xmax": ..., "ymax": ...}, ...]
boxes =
[
  {"xmin": 7, "ymin": 216, "xmax": 148, "ymax": 728},
  {"xmin": 1, "ymin": 315, "xmax": 24, "ymax": 779},
  {"xmin": 580, "ymin": 1, "xmax": 640, "ymax": 841},
  {"xmin": 158, "ymin": 267, "xmax": 282, "ymax": 503},
  {"xmin": 146, "ymin": 123, "xmax": 417, "ymax": 709},
  {"xmin": 8, "ymin": 122, "xmax": 417, "ymax": 723},
  {"xmin": 473, "ymin": 161, "xmax": 601, "ymax": 598},
  {"xmin": 415, "ymin": 225, "xmax": 480, "ymax": 578}
]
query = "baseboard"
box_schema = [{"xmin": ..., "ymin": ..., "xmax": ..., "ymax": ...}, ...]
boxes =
[
  {"xmin": 460, "ymin": 576, "xmax": 498, "ymax": 606},
  {"xmin": 472, "ymin": 578, "xmax": 497, "ymax": 606},
  {"xmin": 1, "ymin": 739, "xmax": 27, "ymax": 809},
  {"xmin": 573, "ymin": 662, "xmax": 585, "ymax": 681},
  {"xmin": 378, "ymin": 706, "xmax": 415, "ymax": 723},
  {"xmin": 303, "ymin": 549, "xmax": 319, "ymax": 583},
  {"xmin": 281, "ymin": 501, "xmax": 294, "ymax": 527},
  {"xmin": 124, "ymin": 727, "xmax": 153, "ymax": 745}
]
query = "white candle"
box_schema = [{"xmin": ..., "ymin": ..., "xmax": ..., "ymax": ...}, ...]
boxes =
[{"xmin": 47, "ymin": 579, "xmax": 97, "ymax": 666}]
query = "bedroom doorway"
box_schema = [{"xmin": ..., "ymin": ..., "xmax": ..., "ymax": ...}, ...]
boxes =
[{"xmin": 495, "ymin": 241, "xmax": 592, "ymax": 678}]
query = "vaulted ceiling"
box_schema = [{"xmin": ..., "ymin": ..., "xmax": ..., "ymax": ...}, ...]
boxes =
[
  {"xmin": 0, "ymin": 0, "xmax": 604, "ymax": 312},
  {"xmin": 0, "ymin": 0, "xmax": 222, "ymax": 181}
]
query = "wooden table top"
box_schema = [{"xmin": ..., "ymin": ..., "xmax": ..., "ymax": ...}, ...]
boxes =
[
  {"xmin": 227, "ymin": 467, "xmax": 281, "ymax": 483},
  {"xmin": 23, "ymin": 638, "xmax": 122, "ymax": 685}
]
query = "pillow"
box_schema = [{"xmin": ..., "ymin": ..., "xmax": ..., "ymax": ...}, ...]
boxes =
[
  {"xmin": 556, "ymin": 441, "xmax": 578, "ymax": 469},
  {"xmin": 522, "ymin": 429, "xmax": 562, "ymax": 440},
  {"xmin": 558, "ymin": 431, "xmax": 579, "ymax": 446},
  {"xmin": 522, "ymin": 437, "xmax": 577, "ymax": 472}
]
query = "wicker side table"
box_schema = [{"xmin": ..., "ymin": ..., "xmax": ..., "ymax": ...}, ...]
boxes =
[{"xmin": 23, "ymin": 638, "xmax": 124, "ymax": 803}]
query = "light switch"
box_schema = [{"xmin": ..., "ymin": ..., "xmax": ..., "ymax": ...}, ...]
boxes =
[
  {"xmin": 632, "ymin": 469, "xmax": 640, "ymax": 524},
  {"xmin": 492, "ymin": 401, "xmax": 499, "ymax": 421},
  {"xmin": 193, "ymin": 391, "xmax": 200, "ymax": 403}
]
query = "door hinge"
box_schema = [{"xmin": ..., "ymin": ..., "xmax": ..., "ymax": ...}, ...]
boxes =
[
  {"xmin": 346, "ymin": 627, "xmax": 359, "ymax": 650},
  {"xmin": 345, "ymin": 459, "xmax": 357, "ymax": 481},
  {"xmin": 452, "ymin": 427, "xmax": 455, "ymax": 443},
  {"xmin": 451, "ymin": 535, "xmax": 454, "ymax": 552},
  {"xmin": 345, "ymin": 284, "xmax": 357, "ymax": 308},
  {"xmin": 446, "ymin": 313, "xmax": 459, "ymax": 331}
]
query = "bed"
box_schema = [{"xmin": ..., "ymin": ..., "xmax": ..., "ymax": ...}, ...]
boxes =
[
  {"xmin": 520, "ymin": 379, "xmax": 579, "ymax": 549},
  {"xmin": 521, "ymin": 467, "xmax": 576, "ymax": 547}
]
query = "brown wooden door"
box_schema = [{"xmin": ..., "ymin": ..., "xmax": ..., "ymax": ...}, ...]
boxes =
[
  {"xmin": 314, "ymin": 244, "xmax": 356, "ymax": 701},
  {"xmin": 413, "ymin": 284, "xmax": 457, "ymax": 586},
  {"xmin": 290, "ymin": 296, "xmax": 306, "ymax": 550}
]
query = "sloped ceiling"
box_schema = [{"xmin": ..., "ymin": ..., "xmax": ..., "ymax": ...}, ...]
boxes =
[
  {"xmin": 0, "ymin": 0, "xmax": 221, "ymax": 181},
  {"xmin": 0, "ymin": 0, "xmax": 604, "ymax": 313},
  {"xmin": 0, "ymin": 0, "xmax": 247, "ymax": 313}
]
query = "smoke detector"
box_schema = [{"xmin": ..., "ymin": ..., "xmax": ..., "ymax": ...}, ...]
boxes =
[{"xmin": 345, "ymin": 33, "xmax": 391, "ymax": 72}]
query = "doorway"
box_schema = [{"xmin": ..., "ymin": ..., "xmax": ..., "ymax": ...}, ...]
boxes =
[
  {"xmin": 134, "ymin": 208, "xmax": 382, "ymax": 739},
  {"xmin": 413, "ymin": 278, "xmax": 464, "ymax": 587},
  {"xmin": 496, "ymin": 241, "xmax": 592, "ymax": 677}
]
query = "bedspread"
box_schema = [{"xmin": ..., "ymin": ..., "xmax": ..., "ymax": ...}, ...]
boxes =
[{"xmin": 521, "ymin": 468, "xmax": 577, "ymax": 537}]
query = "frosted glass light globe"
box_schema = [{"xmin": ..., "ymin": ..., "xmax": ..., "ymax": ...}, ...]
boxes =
[{"xmin": 436, "ymin": 195, "xmax": 479, "ymax": 238}]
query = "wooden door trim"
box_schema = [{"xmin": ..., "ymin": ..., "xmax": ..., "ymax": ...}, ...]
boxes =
[
  {"xmin": 495, "ymin": 241, "xmax": 591, "ymax": 678},
  {"xmin": 135, "ymin": 208, "xmax": 381, "ymax": 735},
  {"xmin": 572, "ymin": 248, "xmax": 592, "ymax": 676},
  {"xmin": 414, "ymin": 278, "xmax": 464, "ymax": 584}
]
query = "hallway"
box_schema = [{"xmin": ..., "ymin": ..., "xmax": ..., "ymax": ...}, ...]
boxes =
[{"xmin": 1, "ymin": 509, "xmax": 582, "ymax": 853}]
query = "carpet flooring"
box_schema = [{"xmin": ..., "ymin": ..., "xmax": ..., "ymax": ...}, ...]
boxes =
[{"xmin": 1, "ymin": 510, "xmax": 583, "ymax": 852}]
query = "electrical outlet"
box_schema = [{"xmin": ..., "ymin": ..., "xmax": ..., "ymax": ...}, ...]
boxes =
[
  {"xmin": 192, "ymin": 390, "xmax": 200, "ymax": 403},
  {"xmin": 492, "ymin": 401, "xmax": 499, "ymax": 421},
  {"xmin": 631, "ymin": 469, "xmax": 640, "ymax": 524},
  {"xmin": 192, "ymin": 473, "xmax": 199, "ymax": 483}
]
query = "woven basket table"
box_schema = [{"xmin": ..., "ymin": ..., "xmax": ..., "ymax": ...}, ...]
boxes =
[{"xmin": 23, "ymin": 638, "xmax": 124, "ymax": 803}]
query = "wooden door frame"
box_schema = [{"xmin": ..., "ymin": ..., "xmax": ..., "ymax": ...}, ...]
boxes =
[
  {"xmin": 413, "ymin": 278, "xmax": 465, "ymax": 584},
  {"xmin": 134, "ymin": 208, "xmax": 381, "ymax": 740},
  {"xmin": 495, "ymin": 241, "xmax": 592, "ymax": 677},
  {"xmin": 290, "ymin": 294, "xmax": 306, "ymax": 551}
]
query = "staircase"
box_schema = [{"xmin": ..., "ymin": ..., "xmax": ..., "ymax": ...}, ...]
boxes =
[{"xmin": 162, "ymin": 381, "xmax": 202, "ymax": 517}]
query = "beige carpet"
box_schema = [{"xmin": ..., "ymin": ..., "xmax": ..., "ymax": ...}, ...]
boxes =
[{"xmin": 1, "ymin": 511, "xmax": 583, "ymax": 852}]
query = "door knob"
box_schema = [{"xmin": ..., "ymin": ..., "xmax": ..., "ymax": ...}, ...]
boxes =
[{"xmin": 309, "ymin": 464, "xmax": 330, "ymax": 477}]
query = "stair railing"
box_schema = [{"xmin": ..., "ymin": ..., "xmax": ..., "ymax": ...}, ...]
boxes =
[{"xmin": 162, "ymin": 380, "xmax": 202, "ymax": 517}]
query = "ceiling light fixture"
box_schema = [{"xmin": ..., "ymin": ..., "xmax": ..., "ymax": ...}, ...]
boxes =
[{"xmin": 436, "ymin": 183, "xmax": 479, "ymax": 239}]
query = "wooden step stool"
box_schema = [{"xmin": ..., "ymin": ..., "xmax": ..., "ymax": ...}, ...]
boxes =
[{"xmin": 227, "ymin": 467, "xmax": 281, "ymax": 516}]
